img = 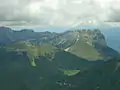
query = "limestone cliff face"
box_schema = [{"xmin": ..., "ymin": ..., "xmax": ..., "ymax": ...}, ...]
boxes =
[
  {"xmin": 55, "ymin": 29, "xmax": 107, "ymax": 48},
  {"xmin": 76, "ymin": 29, "xmax": 107, "ymax": 47}
]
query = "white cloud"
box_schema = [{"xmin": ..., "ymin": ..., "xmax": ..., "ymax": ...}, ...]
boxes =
[{"xmin": 0, "ymin": 0, "xmax": 120, "ymax": 27}]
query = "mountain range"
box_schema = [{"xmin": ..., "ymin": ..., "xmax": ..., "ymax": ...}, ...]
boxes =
[
  {"xmin": 0, "ymin": 26, "xmax": 120, "ymax": 90},
  {"xmin": 0, "ymin": 26, "xmax": 119, "ymax": 60}
]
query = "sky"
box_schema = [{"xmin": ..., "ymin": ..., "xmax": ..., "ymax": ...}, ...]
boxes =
[{"xmin": 0, "ymin": 0, "xmax": 120, "ymax": 31}]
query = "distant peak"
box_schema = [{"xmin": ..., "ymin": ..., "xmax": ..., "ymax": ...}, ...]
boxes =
[
  {"xmin": 20, "ymin": 29, "xmax": 34, "ymax": 32},
  {"xmin": 0, "ymin": 26, "xmax": 13, "ymax": 31}
]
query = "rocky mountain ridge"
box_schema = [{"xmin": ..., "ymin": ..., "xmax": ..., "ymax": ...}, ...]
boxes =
[
  {"xmin": 0, "ymin": 27, "xmax": 106, "ymax": 47},
  {"xmin": 0, "ymin": 26, "xmax": 118, "ymax": 60}
]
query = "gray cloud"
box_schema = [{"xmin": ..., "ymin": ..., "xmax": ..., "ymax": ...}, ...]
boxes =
[
  {"xmin": 0, "ymin": 0, "xmax": 120, "ymax": 27},
  {"xmin": 107, "ymin": 5, "xmax": 120, "ymax": 22}
]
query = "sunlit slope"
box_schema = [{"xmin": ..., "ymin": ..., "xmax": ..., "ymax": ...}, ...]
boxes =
[
  {"xmin": 6, "ymin": 42, "xmax": 58, "ymax": 66},
  {"xmin": 65, "ymin": 39, "xmax": 103, "ymax": 60}
]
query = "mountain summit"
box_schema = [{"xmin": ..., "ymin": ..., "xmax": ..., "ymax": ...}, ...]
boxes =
[{"xmin": 54, "ymin": 29, "xmax": 117, "ymax": 60}]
